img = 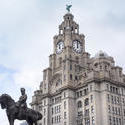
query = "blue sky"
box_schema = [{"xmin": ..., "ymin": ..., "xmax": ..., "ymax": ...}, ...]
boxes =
[{"xmin": 0, "ymin": 0, "xmax": 125, "ymax": 124}]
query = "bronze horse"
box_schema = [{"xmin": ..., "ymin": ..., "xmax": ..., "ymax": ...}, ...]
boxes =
[{"xmin": 0, "ymin": 94, "xmax": 42, "ymax": 125}]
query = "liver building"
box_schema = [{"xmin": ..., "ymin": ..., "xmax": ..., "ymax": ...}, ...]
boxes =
[{"xmin": 31, "ymin": 11, "xmax": 125, "ymax": 125}]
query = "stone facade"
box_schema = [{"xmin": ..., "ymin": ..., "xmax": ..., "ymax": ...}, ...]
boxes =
[{"xmin": 31, "ymin": 12, "xmax": 125, "ymax": 125}]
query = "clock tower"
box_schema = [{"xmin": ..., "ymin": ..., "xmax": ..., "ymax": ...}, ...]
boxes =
[{"xmin": 48, "ymin": 12, "xmax": 89, "ymax": 94}]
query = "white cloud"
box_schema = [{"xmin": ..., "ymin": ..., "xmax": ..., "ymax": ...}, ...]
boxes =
[{"xmin": 13, "ymin": 69, "xmax": 42, "ymax": 89}]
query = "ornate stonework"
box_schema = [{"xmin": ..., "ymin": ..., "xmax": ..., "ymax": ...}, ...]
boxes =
[{"xmin": 31, "ymin": 12, "xmax": 125, "ymax": 125}]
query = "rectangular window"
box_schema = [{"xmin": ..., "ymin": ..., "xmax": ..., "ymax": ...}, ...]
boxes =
[
  {"xmin": 108, "ymin": 105, "xmax": 111, "ymax": 113},
  {"xmin": 111, "ymin": 95, "xmax": 114, "ymax": 104},
  {"xmin": 44, "ymin": 118, "xmax": 46, "ymax": 125},
  {"xmin": 64, "ymin": 122, "xmax": 66, "ymax": 125},
  {"xmin": 90, "ymin": 95, "xmax": 93, "ymax": 103},
  {"xmin": 92, "ymin": 117, "xmax": 95, "ymax": 125},
  {"xmin": 107, "ymin": 94, "xmax": 110, "ymax": 102},
  {"xmin": 70, "ymin": 64, "xmax": 72, "ymax": 70},
  {"xmin": 64, "ymin": 112, "xmax": 67, "ymax": 119},
  {"xmin": 91, "ymin": 106, "xmax": 94, "ymax": 113},
  {"xmin": 52, "ymin": 117, "xmax": 54, "ymax": 124},
  {"xmin": 119, "ymin": 118, "xmax": 121, "ymax": 125},
  {"xmin": 70, "ymin": 74, "xmax": 72, "ymax": 80},
  {"xmin": 90, "ymin": 85, "xmax": 93, "ymax": 91},
  {"xmin": 112, "ymin": 107, "xmax": 114, "ymax": 114},
  {"xmin": 52, "ymin": 107, "xmax": 53, "ymax": 115},
  {"xmin": 80, "ymin": 91, "xmax": 82, "ymax": 96},
  {"xmin": 85, "ymin": 118, "xmax": 90, "ymax": 125},
  {"xmin": 64, "ymin": 101, "xmax": 66, "ymax": 109},
  {"xmin": 113, "ymin": 117, "xmax": 115, "ymax": 125},
  {"xmin": 109, "ymin": 116, "xmax": 112, "ymax": 125},
  {"xmin": 44, "ymin": 108, "xmax": 46, "ymax": 115}
]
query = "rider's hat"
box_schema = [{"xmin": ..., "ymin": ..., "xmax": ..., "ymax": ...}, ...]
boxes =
[{"xmin": 20, "ymin": 88, "xmax": 25, "ymax": 91}]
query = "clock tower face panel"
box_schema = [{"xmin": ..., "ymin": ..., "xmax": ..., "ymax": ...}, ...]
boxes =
[
  {"xmin": 56, "ymin": 41, "xmax": 64, "ymax": 54},
  {"xmin": 72, "ymin": 40, "xmax": 83, "ymax": 53}
]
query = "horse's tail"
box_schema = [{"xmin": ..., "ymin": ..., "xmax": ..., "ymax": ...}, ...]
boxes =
[{"xmin": 36, "ymin": 111, "xmax": 42, "ymax": 120}]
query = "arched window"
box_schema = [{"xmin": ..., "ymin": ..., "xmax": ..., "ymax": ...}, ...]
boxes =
[
  {"xmin": 77, "ymin": 101, "xmax": 82, "ymax": 108},
  {"xmin": 84, "ymin": 98, "xmax": 89, "ymax": 106}
]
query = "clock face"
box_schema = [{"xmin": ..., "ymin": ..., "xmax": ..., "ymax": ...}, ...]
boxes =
[
  {"xmin": 56, "ymin": 41, "xmax": 64, "ymax": 54},
  {"xmin": 72, "ymin": 40, "xmax": 82, "ymax": 53}
]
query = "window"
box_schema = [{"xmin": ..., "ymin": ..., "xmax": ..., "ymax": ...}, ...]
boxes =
[
  {"xmin": 70, "ymin": 64, "xmax": 72, "ymax": 70},
  {"xmin": 106, "ymin": 84, "xmax": 109, "ymax": 90},
  {"xmin": 70, "ymin": 74, "xmax": 72, "ymax": 80},
  {"xmin": 64, "ymin": 112, "xmax": 67, "ymax": 119},
  {"xmin": 91, "ymin": 106, "xmax": 94, "ymax": 113},
  {"xmin": 64, "ymin": 65, "xmax": 66, "ymax": 70},
  {"xmin": 85, "ymin": 118, "xmax": 90, "ymax": 125},
  {"xmin": 85, "ymin": 109, "xmax": 89, "ymax": 116},
  {"xmin": 52, "ymin": 107, "xmax": 54, "ymax": 115},
  {"xmin": 110, "ymin": 86, "xmax": 113, "ymax": 92},
  {"xmin": 52, "ymin": 117, "xmax": 54, "ymax": 124},
  {"xmin": 80, "ymin": 91, "xmax": 82, "ymax": 96},
  {"xmin": 116, "ymin": 118, "xmax": 118, "ymax": 125},
  {"xmin": 75, "ymin": 76, "xmax": 78, "ymax": 80},
  {"xmin": 124, "ymin": 109, "xmax": 125, "ymax": 116},
  {"xmin": 84, "ymin": 98, "xmax": 89, "ymax": 106},
  {"xmin": 113, "ymin": 117, "xmax": 115, "ymax": 125},
  {"xmin": 84, "ymin": 89, "xmax": 88, "ymax": 95},
  {"xmin": 64, "ymin": 101, "xmax": 66, "ymax": 109},
  {"xmin": 119, "ymin": 118, "xmax": 121, "ymax": 125},
  {"xmin": 107, "ymin": 94, "xmax": 110, "ymax": 102},
  {"xmin": 117, "ymin": 97, "xmax": 120, "ymax": 104},
  {"xmin": 64, "ymin": 92, "xmax": 66, "ymax": 98},
  {"xmin": 118, "ymin": 108, "xmax": 121, "ymax": 115},
  {"xmin": 109, "ymin": 116, "xmax": 112, "ymax": 125},
  {"xmin": 111, "ymin": 95, "xmax": 114, "ymax": 104},
  {"xmin": 76, "ymin": 92, "xmax": 79, "ymax": 98},
  {"xmin": 44, "ymin": 118, "xmax": 46, "ymax": 125},
  {"xmin": 108, "ymin": 105, "xmax": 111, "ymax": 113},
  {"xmin": 92, "ymin": 117, "xmax": 95, "ymax": 125},
  {"xmin": 114, "ymin": 96, "xmax": 116, "ymax": 104},
  {"xmin": 90, "ymin": 85, "xmax": 93, "ymax": 91},
  {"xmin": 64, "ymin": 122, "xmax": 66, "ymax": 125},
  {"xmin": 44, "ymin": 108, "xmax": 46, "ymax": 115},
  {"xmin": 39, "ymin": 105, "xmax": 42, "ymax": 111},
  {"xmin": 112, "ymin": 107, "xmax": 114, "ymax": 114},
  {"xmin": 77, "ymin": 101, "xmax": 82, "ymax": 108},
  {"xmin": 64, "ymin": 75, "xmax": 66, "ymax": 81},
  {"xmin": 90, "ymin": 95, "xmax": 93, "ymax": 103}
]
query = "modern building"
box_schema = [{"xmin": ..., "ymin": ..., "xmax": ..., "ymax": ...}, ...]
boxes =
[{"xmin": 31, "ymin": 11, "xmax": 125, "ymax": 125}]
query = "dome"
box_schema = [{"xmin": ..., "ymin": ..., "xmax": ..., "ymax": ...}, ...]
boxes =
[{"xmin": 95, "ymin": 50, "xmax": 109, "ymax": 59}]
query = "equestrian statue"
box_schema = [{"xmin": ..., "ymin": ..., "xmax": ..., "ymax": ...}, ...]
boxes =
[{"xmin": 0, "ymin": 88, "xmax": 42, "ymax": 125}]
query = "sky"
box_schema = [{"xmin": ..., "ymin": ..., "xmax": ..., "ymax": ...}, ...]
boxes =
[{"xmin": 0, "ymin": 0, "xmax": 125, "ymax": 124}]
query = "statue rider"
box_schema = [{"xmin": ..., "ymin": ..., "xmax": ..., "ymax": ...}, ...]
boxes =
[{"xmin": 16, "ymin": 88, "xmax": 27, "ymax": 110}]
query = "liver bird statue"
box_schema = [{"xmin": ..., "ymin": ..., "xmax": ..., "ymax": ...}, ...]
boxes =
[{"xmin": 66, "ymin": 5, "xmax": 72, "ymax": 12}]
